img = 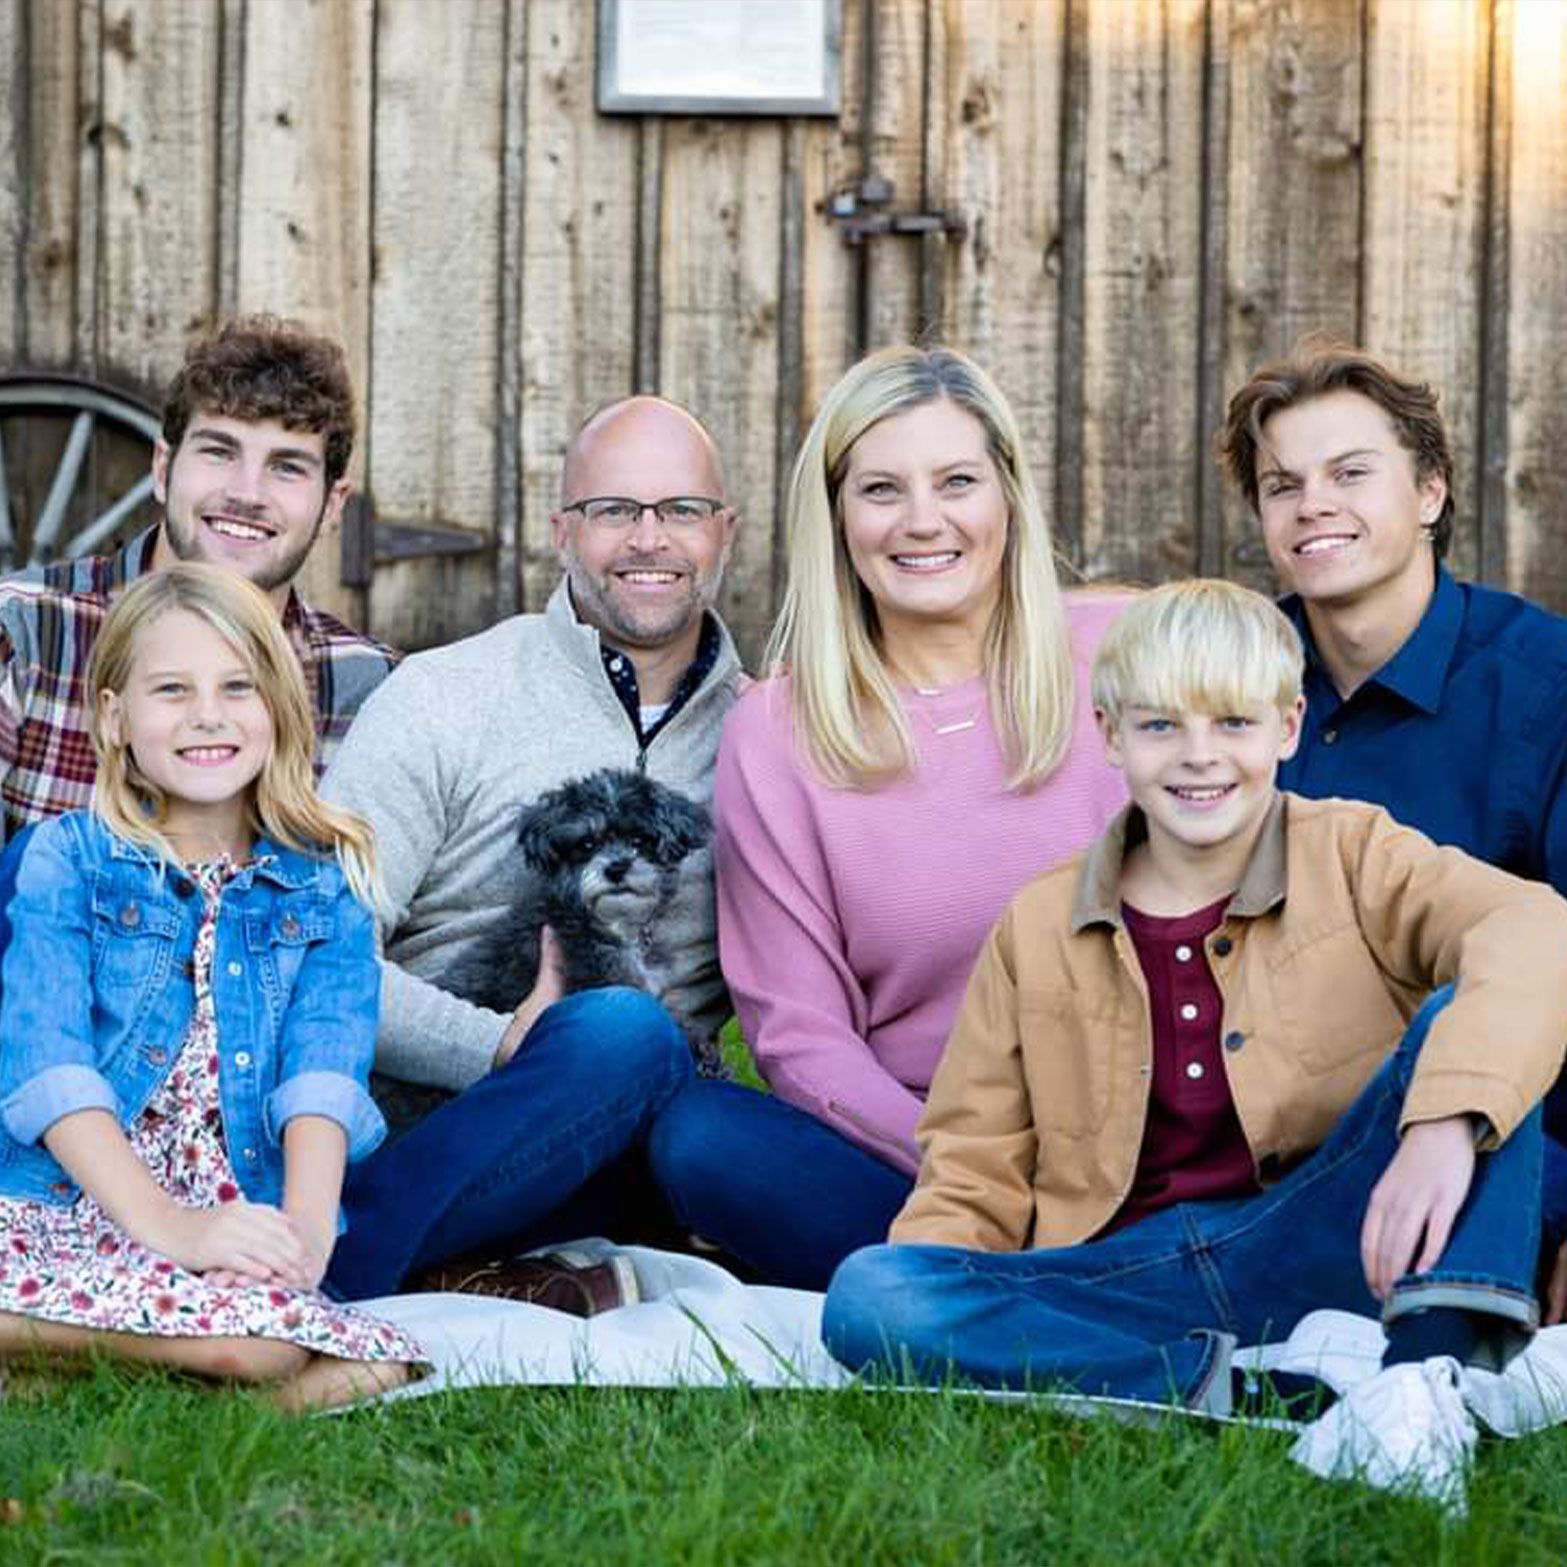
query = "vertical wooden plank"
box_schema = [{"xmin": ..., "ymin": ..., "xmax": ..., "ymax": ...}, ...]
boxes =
[
  {"xmin": 214, "ymin": 0, "xmax": 243, "ymax": 313},
  {"xmin": 96, "ymin": 0, "xmax": 222, "ymax": 390},
  {"xmin": 1362, "ymin": 0, "xmax": 1489, "ymax": 583},
  {"xmin": 634, "ymin": 119, "xmax": 664, "ymax": 394},
  {"xmin": 776, "ymin": 3, "xmax": 865, "ymax": 631},
  {"xmin": 1502, "ymin": 0, "xmax": 1567, "ymax": 609},
  {"xmin": 495, "ymin": 0, "xmax": 526, "ymax": 620},
  {"xmin": 74, "ymin": 0, "xmax": 103, "ymax": 374},
  {"xmin": 1477, "ymin": 0, "xmax": 1510, "ymax": 589},
  {"xmin": 658, "ymin": 118, "xmax": 786, "ymax": 664},
  {"xmin": 1195, "ymin": 0, "xmax": 1233, "ymax": 578},
  {"xmin": 934, "ymin": 0, "xmax": 1067, "ymax": 560},
  {"xmin": 517, "ymin": 0, "xmax": 641, "ymax": 612},
  {"xmin": 1220, "ymin": 0, "xmax": 1364, "ymax": 588},
  {"xmin": 1078, "ymin": 0, "xmax": 1208, "ymax": 586},
  {"xmin": 367, "ymin": 0, "xmax": 507, "ymax": 650},
  {"xmin": 21, "ymin": 0, "xmax": 85, "ymax": 368},
  {"xmin": 0, "ymin": 0, "xmax": 24, "ymax": 364},
  {"xmin": 236, "ymin": 0, "xmax": 374, "ymax": 626},
  {"xmin": 1054, "ymin": 0, "xmax": 1088, "ymax": 569},
  {"xmin": 863, "ymin": 0, "xmax": 929, "ymax": 346},
  {"xmin": 795, "ymin": 0, "xmax": 863, "ymax": 414}
]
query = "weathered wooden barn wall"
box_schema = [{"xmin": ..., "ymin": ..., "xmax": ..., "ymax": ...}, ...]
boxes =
[{"xmin": 2, "ymin": 0, "xmax": 1565, "ymax": 656}]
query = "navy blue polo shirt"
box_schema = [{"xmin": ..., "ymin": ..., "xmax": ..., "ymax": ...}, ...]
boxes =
[{"xmin": 1279, "ymin": 568, "xmax": 1567, "ymax": 1145}]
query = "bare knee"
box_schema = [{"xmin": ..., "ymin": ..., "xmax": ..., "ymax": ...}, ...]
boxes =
[{"xmin": 179, "ymin": 1336, "xmax": 311, "ymax": 1383}]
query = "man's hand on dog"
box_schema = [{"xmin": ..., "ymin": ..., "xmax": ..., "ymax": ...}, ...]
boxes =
[{"xmin": 494, "ymin": 926, "xmax": 566, "ymax": 1068}]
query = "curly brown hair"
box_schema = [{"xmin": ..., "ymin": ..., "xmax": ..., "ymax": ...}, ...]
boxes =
[
  {"xmin": 161, "ymin": 315, "xmax": 356, "ymax": 486},
  {"xmin": 1216, "ymin": 342, "xmax": 1455, "ymax": 558}
]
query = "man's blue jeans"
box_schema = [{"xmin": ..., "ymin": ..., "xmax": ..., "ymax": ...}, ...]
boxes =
[
  {"xmin": 647, "ymin": 1080, "xmax": 914, "ymax": 1291},
  {"xmin": 325, "ymin": 986, "xmax": 692, "ymax": 1300},
  {"xmin": 824, "ymin": 990, "xmax": 1544, "ymax": 1412}
]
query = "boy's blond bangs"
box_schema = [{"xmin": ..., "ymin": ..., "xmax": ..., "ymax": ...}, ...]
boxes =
[{"xmin": 1092, "ymin": 580, "xmax": 1303, "ymax": 722}]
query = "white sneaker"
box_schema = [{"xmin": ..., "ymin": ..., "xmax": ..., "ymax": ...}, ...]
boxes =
[
  {"xmin": 1461, "ymin": 1325, "xmax": 1567, "ymax": 1437},
  {"xmin": 1289, "ymin": 1357, "xmax": 1476, "ymax": 1513},
  {"xmin": 1236, "ymin": 1309, "xmax": 1386, "ymax": 1397}
]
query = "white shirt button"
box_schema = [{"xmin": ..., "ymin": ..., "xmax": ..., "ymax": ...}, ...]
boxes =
[
  {"xmin": 1175, "ymin": 945, "xmax": 1193, "ymax": 962},
  {"xmin": 234, "ymin": 1051, "xmax": 251, "ymax": 1069},
  {"xmin": 227, "ymin": 961, "xmax": 243, "ymax": 978},
  {"xmin": 1185, "ymin": 1061, "xmax": 1205, "ymax": 1080},
  {"xmin": 1179, "ymin": 1002, "xmax": 1199, "ymax": 1021}
]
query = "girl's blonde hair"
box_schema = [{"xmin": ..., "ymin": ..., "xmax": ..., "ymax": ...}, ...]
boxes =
[
  {"xmin": 87, "ymin": 564, "xmax": 381, "ymax": 908},
  {"xmin": 1091, "ymin": 579, "xmax": 1304, "ymax": 724},
  {"xmin": 765, "ymin": 345, "xmax": 1073, "ymax": 790}
]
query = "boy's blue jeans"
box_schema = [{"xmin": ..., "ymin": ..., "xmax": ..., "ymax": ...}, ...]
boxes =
[
  {"xmin": 325, "ymin": 986, "xmax": 693, "ymax": 1300},
  {"xmin": 824, "ymin": 989, "xmax": 1544, "ymax": 1412}
]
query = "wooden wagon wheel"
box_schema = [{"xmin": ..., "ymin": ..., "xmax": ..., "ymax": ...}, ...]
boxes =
[{"xmin": 0, "ymin": 375, "xmax": 161, "ymax": 572}]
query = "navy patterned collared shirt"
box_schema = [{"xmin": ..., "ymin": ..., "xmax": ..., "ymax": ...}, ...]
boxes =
[{"xmin": 599, "ymin": 614, "xmax": 721, "ymax": 748}]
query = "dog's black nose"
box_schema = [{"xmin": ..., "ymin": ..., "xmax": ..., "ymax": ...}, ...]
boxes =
[{"xmin": 604, "ymin": 856, "xmax": 634, "ymax": 884}]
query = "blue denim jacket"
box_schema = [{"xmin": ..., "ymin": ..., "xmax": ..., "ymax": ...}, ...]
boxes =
[{"xmin": 0, "ymin": 811, "xmax": 385, "ymax": 1207}]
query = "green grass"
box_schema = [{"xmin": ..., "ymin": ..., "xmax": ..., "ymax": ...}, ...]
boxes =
[
  {"xmin": 717, "ymin": 1016, "xmax": 768, "ymax": 1092},
  {"xmin": 4, "ymin": 1370, "xmax": 1567, "ymax": 1564}
]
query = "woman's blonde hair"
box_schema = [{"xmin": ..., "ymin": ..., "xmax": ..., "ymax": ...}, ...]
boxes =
[
  {"xmin": 87, "ymin": 563, "xmax": 381, "ymax": 909},
  {"xmin": 1091, "ymin": 579, "xmax": 1304, "ymax": 724},
  {"xmin": 765, "ymin": 344, "xmax": 1073, "ymax": 789}
]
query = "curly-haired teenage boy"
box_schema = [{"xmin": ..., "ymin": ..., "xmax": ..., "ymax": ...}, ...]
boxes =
[{"xmin": 0, "ymin": 313, "xmax": 395, "ymax": 840}]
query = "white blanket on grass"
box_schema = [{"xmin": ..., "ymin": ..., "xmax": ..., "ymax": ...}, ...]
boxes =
[
  {"xmin": 362, "ymin": 1244, "xmax": 849, "ymax": 1399},
  {"xmin": 355, "ymin": 1240, "xmax": 1326, "ymax": 1419}
]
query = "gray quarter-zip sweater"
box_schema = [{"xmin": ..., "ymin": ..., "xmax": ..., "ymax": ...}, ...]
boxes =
[{"xmin": 321, "ymin": 580, "xmax": 745, "ymax": 1092}]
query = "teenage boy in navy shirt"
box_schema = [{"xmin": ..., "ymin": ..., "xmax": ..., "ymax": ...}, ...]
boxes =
[{"xmin": 1217, "ymin": 345, "xmax": 1567, "ymax": 1314}]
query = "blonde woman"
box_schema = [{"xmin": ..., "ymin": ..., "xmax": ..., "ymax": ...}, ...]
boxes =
[
  {"xmin": 648, "ymin": 346, "xmax": 1130, "ymax": 1288},
  {"xmin": 0, "ymin": 565, "xmax": 420, "ymax": 1408}
]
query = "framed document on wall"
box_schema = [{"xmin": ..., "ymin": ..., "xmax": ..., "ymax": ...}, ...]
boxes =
[{"xmin": 597, "ymin": 0, "xmax": 842, "ymax": 117}]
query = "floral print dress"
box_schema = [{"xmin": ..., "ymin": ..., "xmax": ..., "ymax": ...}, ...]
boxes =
[{"xmin": 0, "ymin": 857, "xmax": 421, "ymax": 1364}]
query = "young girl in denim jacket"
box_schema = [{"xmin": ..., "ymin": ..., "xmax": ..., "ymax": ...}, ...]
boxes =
[{"xmin": 0, "ymin": 564, "xmax": 420, "ymax": 1409}]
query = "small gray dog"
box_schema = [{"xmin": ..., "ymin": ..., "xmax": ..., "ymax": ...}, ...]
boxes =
[{"xmin": 442, "ymin": 767, "xmax": 723, "ymax": 1074}]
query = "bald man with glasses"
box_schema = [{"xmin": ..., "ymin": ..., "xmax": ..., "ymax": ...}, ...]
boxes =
[{"xmin": 319, "ymin": 397, "xmax": 745, "ymax": 1311}]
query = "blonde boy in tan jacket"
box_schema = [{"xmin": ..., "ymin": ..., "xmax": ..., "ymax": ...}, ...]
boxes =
[{"xmin": 823, "ymin": 580, "xmax": 1567, "ymax": 1497}]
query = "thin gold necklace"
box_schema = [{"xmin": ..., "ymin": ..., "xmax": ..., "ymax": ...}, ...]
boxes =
[{"xmin": 911, "ymin": 681, "xmax": 982, "ymax": 736}]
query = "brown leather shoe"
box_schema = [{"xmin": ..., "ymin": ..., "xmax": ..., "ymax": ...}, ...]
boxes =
[{"xmin": 408, "ymin": 1248, "xmax": 639, "ymax": 1317}]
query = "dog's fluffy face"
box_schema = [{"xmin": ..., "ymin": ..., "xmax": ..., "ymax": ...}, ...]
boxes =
[{"xmin": 517, "ymin": 768, "xmax": 711, "ymax": 937}]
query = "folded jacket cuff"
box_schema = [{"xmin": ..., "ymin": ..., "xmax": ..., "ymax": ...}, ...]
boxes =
[
  {"xmin": 264, "ymin": 1071, "xmax": 386, "ymax": 1162},
  {"xmin": 0, "ymin": 1064, "xmax": 120, "ymax": 1147}
]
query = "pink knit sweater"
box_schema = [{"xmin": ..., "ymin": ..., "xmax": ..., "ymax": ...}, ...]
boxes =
[{"xmin": 714, "ymin": 594, "xmax": 1131, "ymax": 1175}]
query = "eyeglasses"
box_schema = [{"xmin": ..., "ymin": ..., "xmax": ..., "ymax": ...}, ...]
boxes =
[{"xmin": 560, "ymin": 496, "xmax": 727, "ymax": 532}]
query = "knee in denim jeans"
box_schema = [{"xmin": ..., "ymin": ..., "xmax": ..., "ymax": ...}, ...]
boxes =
[
  {"xmin": 521, "ymin": 986, "xmax": 693, "ymax": 1102},
  {"xmin": 823, "ymin": 1244, "xmax": 949, "ymax": 1372}
]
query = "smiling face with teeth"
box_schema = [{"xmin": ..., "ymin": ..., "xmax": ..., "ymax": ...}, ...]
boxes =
[
  {"xmin": 151, "ymin": 414, "xmax": 350, "ymax": 606},
  {"xmin": 1254, "ymin": 390, "xmax": 1446, "ymax": 627},
  {"xmin": 1101, "ymin": 697, "xmax": 1304, "ymax": 883},
  {"xmin": 552, "ymin": 398, "xmax": 734, "ymax": 675},
  {"xmin": 837, "ymin": 397, "xmax": 1009, "ymax": 672},
  {"xmin": 98, "ymin": 607, "xmax": 274, "ymax": 859}
]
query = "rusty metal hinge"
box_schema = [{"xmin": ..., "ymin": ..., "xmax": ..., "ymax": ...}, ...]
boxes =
[
  {"xmin": 824, "ymin": 175, "xmax": 967, "ymax": 246},
  {"xmin": 339, "ymin": 493, "xmax": 489, "ymax": 589}
]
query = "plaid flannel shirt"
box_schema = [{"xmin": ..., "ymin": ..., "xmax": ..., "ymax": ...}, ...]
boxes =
[{"xmin": 0, "ymin": 527, "xmax": 399, "ymax": 842}]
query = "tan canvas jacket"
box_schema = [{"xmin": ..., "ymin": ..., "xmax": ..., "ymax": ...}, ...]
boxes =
[{"xmin": 893, "ymin": 793, "xmax": 1567, "ymax": 1253}]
